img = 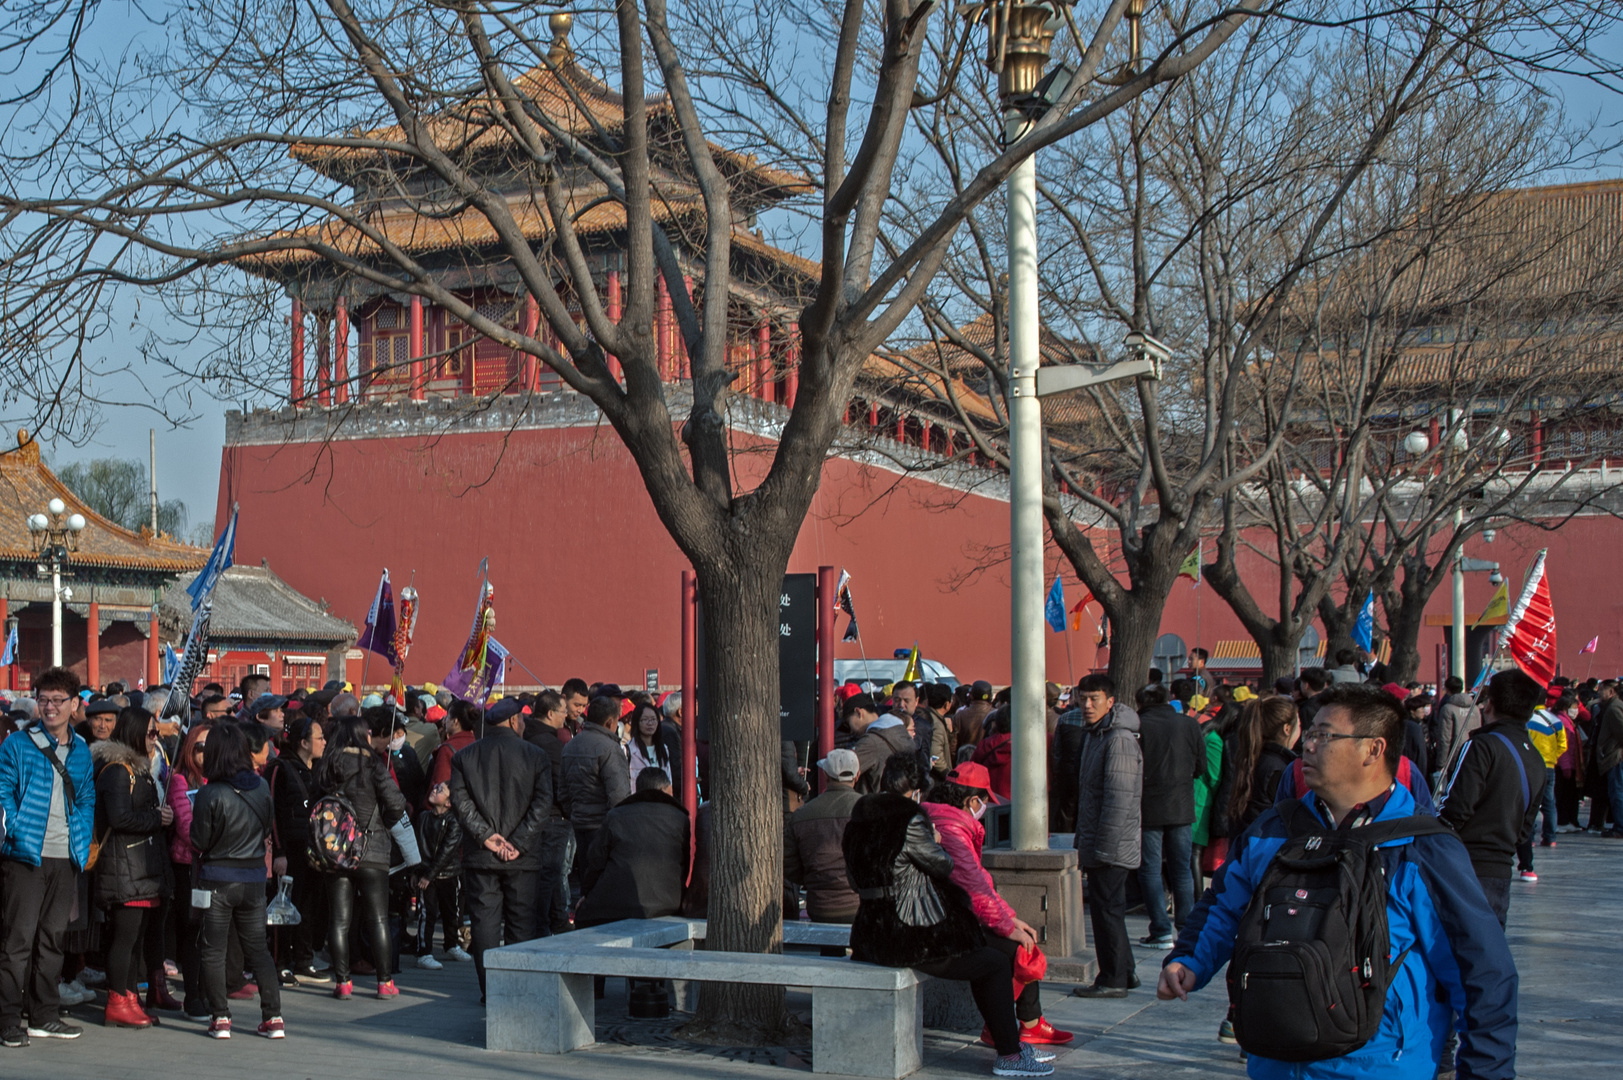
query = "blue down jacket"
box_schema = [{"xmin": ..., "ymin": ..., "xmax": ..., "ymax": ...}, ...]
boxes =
[{"xmin": 1168, "ymin": 783, "xmax": 1516, "ymax": 1080}]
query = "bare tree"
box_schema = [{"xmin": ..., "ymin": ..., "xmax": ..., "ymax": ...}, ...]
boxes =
[
  {"xmin": 56, "ymin": 457, "xmax": 189, "ymax": 537},
  {"xmin": 0, "ymin": 0, "xmax": 1275, "ymax": 1032}
]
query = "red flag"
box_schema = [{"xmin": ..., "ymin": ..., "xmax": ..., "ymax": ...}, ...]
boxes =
[
  {"xmin": 1069, "ymin": 590, "xmax": 1093, "ymax": 632},
  {"xmin": 1582, "ymin": 636, "xmax": 1598, "ymax": 655},
  {"xmin": 1499, "ymin": 550, "xmax": 1556, "ymax": 686}
]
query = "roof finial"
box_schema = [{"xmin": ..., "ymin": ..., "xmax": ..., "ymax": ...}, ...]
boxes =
[{"xmin": 548, "ymin": 12, "xmax": 573, "ymax": 63}]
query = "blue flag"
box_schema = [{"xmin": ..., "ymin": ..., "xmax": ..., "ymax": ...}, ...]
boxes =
[
  {"xmin": 1353, "ymin": 591, "xmax": 1376, "ymax": 652},
  {"xmin": 0, "ymin": 624, "xmax": 15, "ymax": 667},
  {"xmin": 162, "ymin": 644, "xmax": 181, "ymax": 684},
  {"xmin": 1045, "ymin": 575, "xmax": 1066, "ymax": 633},
  {"xmin": 186, "ymin": 506, "xmax": 238, "ymax": 611}
]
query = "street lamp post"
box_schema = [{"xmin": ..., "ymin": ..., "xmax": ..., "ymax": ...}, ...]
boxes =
[{"xmin": 28, "ymin": 498, "xmax": 86, "ymax": 668}]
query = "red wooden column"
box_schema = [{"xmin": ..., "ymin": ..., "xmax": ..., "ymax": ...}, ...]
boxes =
[
  {"xmin": 816, "ymin": 565, "xmax": 836, "ymax": 794},
  {"xmin": 0, "ymin": 598, "xmax": 9, "ymax": 690},
  {"xmin": 333, "ymin": 296, "xmax": 350, "ymax": 404},
  {"xmin": 86, "ymin": 601, "xmax": 99, "ymax": 691},
  {"xmin": 785, "ymin": 325, "xmax": 800, "ymax": 408},
  {"xmin": 1530, "ymin": 409, "xmax": 1543, "ymax": 465},
  {"xmin": 316, "ymin": 313, "xmax": 332, "ymax": 406},
  {"xmin": 868, "ymin": 401, "xmax": 879, "ymax": 427},
  {"xmin": 895, "ymin": 412, "xmax": 906, "ymax": 442},
  {"xmin": 523, "ymin": 294, "xmax": 540, "ymax": 391},
  {"xmin": 290, "ymin": 299, "xmax": 305, "ymax": 407},
  {"xmin": 606, "ymin": 271, "xmax": 623, "ymax": 383},
  {"xmin": 679, "ymin": 276, "xmax": 695, "ymax": 381},
  {"xmin": 148, "ymin": 611, "xmax": 161, "ymax": 691},
  {"xmin": 657, "ymin": 276, "xmax": 673, "ymax": 381},
  {"xmin": 921, "ymin": 419, "xmax": 933, "ymax": 453},
  {"xmin": 409, "ymin": 296, "xmax": 426, "ymax": 401},
  {"xmin": 680, "ymin": 570, "xmax": 698, "ymax": 832},
  {"xmin": 753, "ymin": 321, "xmax": 771, "ymax": 401}
]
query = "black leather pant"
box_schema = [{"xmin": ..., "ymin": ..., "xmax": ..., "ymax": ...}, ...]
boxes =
[{"xmin": 326, "ymin": 866, "xmax": 393, "ymax": 984}]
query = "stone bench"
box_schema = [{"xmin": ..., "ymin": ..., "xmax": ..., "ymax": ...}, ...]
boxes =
[{"xmin": 484, "ymin": 917, "xmax": 923, "ymax": 1078}]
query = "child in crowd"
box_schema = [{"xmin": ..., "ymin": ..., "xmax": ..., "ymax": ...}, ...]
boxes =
[{"xmin": 413, "ymin": 782, "xmax": 471, "ymax": 968}]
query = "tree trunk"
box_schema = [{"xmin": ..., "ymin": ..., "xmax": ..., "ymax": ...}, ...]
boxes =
[
  {"xmin": 693, "ymin": 555, "xmax": 791, "ymax": 1033},
  {"xmin": 1259, "ymin": 635, "xmax": 1299, "ymax": 690},
  {"xmin": 1106, "ymin": 592, "xmax": 1163, "ymax": 705},
  {"xmin": 1318, "ymin": 593, "xmax": 1358, "ymax": 666}
]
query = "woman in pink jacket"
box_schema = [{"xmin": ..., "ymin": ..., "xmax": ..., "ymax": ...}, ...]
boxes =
[{"xmin": 922, "ymin": 762, "xmax": 1072, "ymax": 1047}]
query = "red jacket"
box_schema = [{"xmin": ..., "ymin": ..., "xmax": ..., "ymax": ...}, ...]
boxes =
[
  {"xmin": 922, "ymin": 801, "xmax": 1016, "ymax": 938},
  {"xmin": 427, "ymin": 730, "xmax": 477, "ymax": 790}
]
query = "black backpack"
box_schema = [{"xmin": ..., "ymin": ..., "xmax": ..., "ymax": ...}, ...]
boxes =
[{"xmin": 1227, "ymin": 799, "xmax": 1452, "ymax": 1062}]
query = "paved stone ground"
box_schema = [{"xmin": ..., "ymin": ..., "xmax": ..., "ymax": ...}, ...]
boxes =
[{"xmin": 6, "ymin": 832, "xmax": 1618, "ymax": 1078}]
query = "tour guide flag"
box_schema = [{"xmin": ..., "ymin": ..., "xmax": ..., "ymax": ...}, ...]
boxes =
[
  {"xmin": 1472, "ymin": 580, "xmax": 1509, "ymax": 629},
  {"xmin": 1069, "ymin": 592, "xmax": 1092, "ymax": 632},
  {"xmin": 444, "ymin": 560, "xmax": 497, "ymax": 701},
  {"xmin": 356, "ymin": 570, "xmax": 399, "ymax": 667},
  {"xmin": 900, "ymin": 642, "xmax": 921, "ymax": 683},
  {"xmin": 186, "ymin": 505, "xmax": 238, "ymax": 611},
  {"xmin": 1353, "ymin": 591, "xmax": 1376, "ymax": 652},
  {"xmin": 1177, "ymin": 541, "xmax": 1201, "ymax": 586},
  {"xmin": 836, "ymin": 569, "xmax": 860, "ymax": 643},
  {"xmin": 1045, "ymin": 575, "xmax": 1066, "ymax": 633},
  {"xmin": 1582, "ymin": 635, "xmax": 1599, "ymax": 655},
  {"xmin": 1499, "ymin": 549, "xmax": 1557, "ymax": 686},
  {"xmin": 0, "ymin": 623, "xmax": 15, "ymax": 667}
]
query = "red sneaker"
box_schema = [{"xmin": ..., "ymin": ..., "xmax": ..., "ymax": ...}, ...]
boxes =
[
  {"xmin": 1021, "ymin": 1017, "xmax": 1074, "ymax": 1045},
  {"xmin": 332, "ymin": 981, "xmax": 353, "ymax": 1001},
  {"xmin": 207, "ymin": 1017, "xmax": 231, "ymax": 1040},
  {"xmin": 376, "ymin": 980, "xmax": 399, "ymax": 999},
  {"xmin": 227, "ymin": 984, "xmax": 258, "ymax": 1001},
  {"xmin": 256, "ymin": 1017, "xmax": 285, "ymax": 1039}
]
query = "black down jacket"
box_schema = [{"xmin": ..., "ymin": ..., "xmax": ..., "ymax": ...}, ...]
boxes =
[
  {"xmin": 574, "ymin": 789, "xmax": 691, "ymax": 926},
  {"xmin": 843, "ymin": 792, "xmax": 983, "ymax": 969},
  {"xmin": 91, "ymin": 741, "xmax": 172, "ymax": 907},
  {"xmin": 318, "ymin": 746, "xmax": 409, "ymax": 868}
]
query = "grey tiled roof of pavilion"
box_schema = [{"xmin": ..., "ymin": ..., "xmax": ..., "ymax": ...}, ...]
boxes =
[{"xmin": 159, "ymin": 562, "xmax": 356, "ymax": 646}]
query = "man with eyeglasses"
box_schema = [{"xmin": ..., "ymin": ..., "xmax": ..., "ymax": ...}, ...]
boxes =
[
  {"xmin": 0, "ymin": 666, "xmax": 96, "ymax": 1047},
  {"xmin": 1158, "ymin": 684, "xmax": 1517, "ymax": 1080}
]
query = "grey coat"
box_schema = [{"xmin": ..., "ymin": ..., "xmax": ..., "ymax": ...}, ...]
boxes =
[
  {"xmin": 1433, "ymin": 693, "xmax": 1482, "ymax": 780},
  {"xmin": 561, "ymin": 723, "xmax": 631, "ymax": 831},
  {"xmin": 1072, "ymin": 703, "xmax": 1142, "ymax": 870},
  {"xmin": 853, "ymin": 722, "xmax": 916, "ymax": 795}
]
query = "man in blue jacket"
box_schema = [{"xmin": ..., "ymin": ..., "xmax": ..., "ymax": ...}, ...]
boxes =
[
  {"xmin": 0, "ymin": 666, "xmax": 95, "ymax": 1047},
  {"xmin": 1157, "ymin": 684, "xmax": 1516, "ymax": 1080}
]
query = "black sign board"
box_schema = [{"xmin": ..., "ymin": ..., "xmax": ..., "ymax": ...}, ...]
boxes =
[{"xmin": 694, "ymin": 573, "xmax": 818, "ymax": 742}]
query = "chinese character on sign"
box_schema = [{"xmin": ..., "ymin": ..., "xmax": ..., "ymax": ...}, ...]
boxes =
[
  {"xmin": 781, "ymin": 593, "xmax": 792, "ymax": 607},
  {"xmin": 780, "ymin": 623, "xmax": 792, "ymax": 637}
]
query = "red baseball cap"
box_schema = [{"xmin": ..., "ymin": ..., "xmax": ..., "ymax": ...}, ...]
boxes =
[{"xmin": 946, "ymin": 761, "xmax": 994, "ymax": 794}]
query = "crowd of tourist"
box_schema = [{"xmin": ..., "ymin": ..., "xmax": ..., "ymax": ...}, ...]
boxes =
[{"xmin": 0, "ymin": 643, "xmax": 1598, "ymax": 1078}]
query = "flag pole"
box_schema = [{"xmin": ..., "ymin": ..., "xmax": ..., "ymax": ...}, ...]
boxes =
[{"xmin": 1062, "ymin": 621, "xmax": 1075, "ymax": 686}]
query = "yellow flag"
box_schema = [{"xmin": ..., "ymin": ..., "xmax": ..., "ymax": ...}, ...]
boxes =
[
  {"xmin": 900, "ymin": 642, "xmax": 921, "ymax": 683},
  {"xmin": 1471, "ymin": 581, "xmax": 1509, "ymax": 629},
  {"xmin": 1177, "ymin": 540, "xmax": 1202, "ymax": 586}
]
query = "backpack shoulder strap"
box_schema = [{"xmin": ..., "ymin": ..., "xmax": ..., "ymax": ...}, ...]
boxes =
[
  {"xmin": 1351, "ymin": 813, "xmax": 1454, "ymax": 848},
  {"xmin": 1486, "ymin": 731, "xmax": 1531, "ymax": 812},
  {"xmin": 1277, "ymin": 797, "xmax": 1329, "ymax": 838},
  {"xmin": 27, "ymin": 727, "xmax": 76, "ymax": 806}
]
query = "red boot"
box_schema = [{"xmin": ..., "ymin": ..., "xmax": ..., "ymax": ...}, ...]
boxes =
[
  {"xmin": 147, "ymin": 972, "xmax": 182, "ymax": 1012},
  {"xmin": 104, "ymin": 990, "xmax": 153, "ymax": 1029}
]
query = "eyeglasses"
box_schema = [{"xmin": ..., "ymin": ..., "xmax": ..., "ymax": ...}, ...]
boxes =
[
  {"xmin": 37, "ymin": 695, "xmax": 72, "ymax": 708},
  {"xmin": 1301, "ymin": 729, "xmax": 1370, "ymax": 750}
]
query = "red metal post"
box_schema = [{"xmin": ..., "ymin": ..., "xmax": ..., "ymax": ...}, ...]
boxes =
[
  {"xmin": 785, "ymin": 325, "xmax": 800, "ymax": 408},
  {"xmin": 607, "ymin": 270, "xmax": 623, "ymax": 383},
  {"xmin": 86, "ymin": 600, "xmax": 99, "ymax": 691},
  {"xmin": 817, "ymin": 565, "xmax": 836, "ymax": 795},
  {"xmin": 681, "ymin": 570, "xmax": 698, "ymax": 829},
  {"xmin": 523, "ymin": 294, "xmax": 540, "ymax": 391},
  {"xmin": 657, "ymin": 275, "xmax": 673, "ymax": 381},
  {"xmin": 409, "ymin": 296, "xmax": 425, "ymax": 401},
  {"xmin": 333, "ymin": 295, "xmax": 350, "ymax": 404},
  {"xmin": 0, "ymin": 598, "xmax": 9, "ymax": 690},
  {"xmin": 290, "ymin": 299, "xmax": 305, "ymax": 408}
]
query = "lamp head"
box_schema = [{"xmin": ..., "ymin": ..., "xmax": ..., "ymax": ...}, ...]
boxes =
[
  {"xmin": 47, "ymin": 497, "xmax": 65, "ymax": 516},
  {"xmin": 67, "ymin": 514, "xmax": 85, "ymax": 532},
  {"xmin": 27, "ymin": 513, "xmax": 47, "ymax": 533},
  {"xmin": 1488, "ymin": 570, "xmax": 1504, "ymax": 587},
  {"xmin": 1403, "ymin": 431, "xmax": 1430, "ymax": 456}
]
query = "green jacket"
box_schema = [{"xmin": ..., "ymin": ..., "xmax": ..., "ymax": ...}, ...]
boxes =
[{"xmin": 1190, "ymin": 729, "xmax": 1224, "ymax": 847}]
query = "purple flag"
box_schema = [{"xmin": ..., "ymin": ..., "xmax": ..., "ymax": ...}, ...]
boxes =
[{"xmin": 356, "ymin": 570, "xmax": 399, "ymax": 667}]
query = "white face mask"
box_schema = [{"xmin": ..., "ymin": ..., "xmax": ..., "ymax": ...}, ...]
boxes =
[
  {"xmin": 388, "ymin": 733, "xmax": 406, "ymax": 753},
  {"xmin": 970, "ymin": 800, "xmax": 987, "ymax": 821}
]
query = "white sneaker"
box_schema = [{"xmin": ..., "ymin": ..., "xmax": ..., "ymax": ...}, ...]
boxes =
[
  {"xmin": 444, "ymin": 946, "xmax": 473, "ymax": 963},
  {"xmin": 76, "ymin": 967, "xmax": 106, "ymax": 987},
  {"xmin": 55, "ymin": 983, "xmax": 91, "ymax": 1006},
  {"xmin": 416, "ymin": 954, "xmax": 444, "ymax": 970}
]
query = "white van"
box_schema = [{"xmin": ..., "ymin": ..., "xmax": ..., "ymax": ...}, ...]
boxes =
[{"xmin": 832, "ymin": 658, "xmax": 960, "ymax": 690}]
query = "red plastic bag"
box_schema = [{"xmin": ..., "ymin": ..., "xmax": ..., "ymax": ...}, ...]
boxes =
[
  {"xmin": 1200, "ymin": 837, "xmax": 1229, "ymax": 878},
  {"xmin": 1011, "ymin": 942, "xmax": 1047, "ymax": 998}
]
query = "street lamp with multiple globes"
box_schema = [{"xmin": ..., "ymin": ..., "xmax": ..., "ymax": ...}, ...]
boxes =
[
  {"xmin": 981, "ymin": 0, "xmax": 1162, "ymax": 851},
  {"xmin": 28, "ymin": 498, "xmax": 86, "ymax": 667}
]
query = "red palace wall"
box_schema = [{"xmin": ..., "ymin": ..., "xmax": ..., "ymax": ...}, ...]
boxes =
[{"xmin": 220, "ymin": 402, "xmax": 1623, "ymax": 691}]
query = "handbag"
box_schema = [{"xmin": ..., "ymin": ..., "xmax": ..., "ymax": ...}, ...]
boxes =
[{"xmin": 1011, "ymin": 942, "xmax": 1047, "ymax": 998}]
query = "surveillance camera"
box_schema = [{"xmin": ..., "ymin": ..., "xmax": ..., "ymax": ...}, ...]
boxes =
[
  {"xmin": 1122, "ymin": 330, "xmax": 1173, "ymax": 367},
  {"xmin": 1488, "ymin": 570, "xmax": 1503, "ymax": 587},
  {"xmin": 61, "ymin": 586, "xmax": 74, "ymax": 601},
  {"xmin": 1481, "ymin": 528, "xmax": 1495, "ymax": 544}
]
